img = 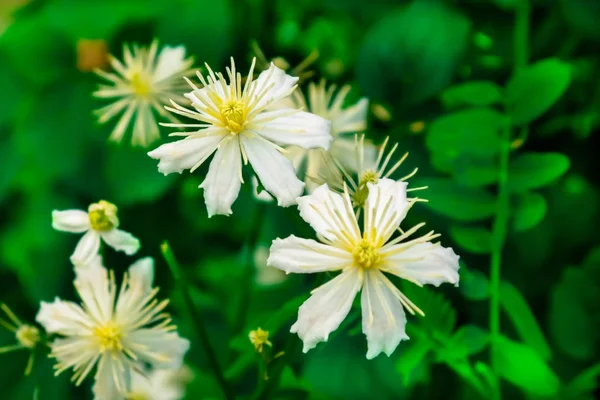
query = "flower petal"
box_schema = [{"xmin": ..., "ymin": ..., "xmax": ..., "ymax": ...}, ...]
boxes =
[
  {"xmin": 267, "ymin": 235, "xmax": 352, "ymax": 274},
  {"xmin": 248, "ymin": 110, "xmax": 332, "ymax": 149},
  {"xmin": 251, "ymin": 176, "xmax": 274, "ymax": 203},
  {"xmin": 93, "ymin": 354, "xmax": 131, "ymax": 399},
  {"xmin": 131, "ymin": 101, "xmax": 159, "ymax": 148},
  {"xmin": 74, "ymin": 263, "xmax": 114, "ymax": 324},
  {"xmin": 128, "ymin": 257, "xmax": 155, "ymax": 291},
  {"xmin": 381, "ymin": 242, "xmax": 460, "ymax": 287},
  {"xmin": 329, "ymin": 135, "xmax": 377, "ymax": 174},
  {"xmin": 124, "ymin": 329, "xmax": 190, "ymax": 368},
  {"xmin": 100, "ymin": 229, "xmax": 140, "ymax": 256},
  {"xmin": 154, "ymin": 45, "xmax": 187, "ymax": 83},
  {"xmin": 200, "ymin": 137, "xmax": 243, "ymax": 217},
  {"xmin": 290, "ymin": 267, "xmax": 362, "ymax": 353},
  {"xmin": 148, "ymin": 132, "xmax": 225, "ymax": 175},
  {"xmin": 250, "ymin": 63, "xmax": 298, "ymax": 111},
  {"xmin": 70, "ymin": 230, "xmax": 102, "ymax": 267},
  {"xmin": 36, "ymin": 298, "xmax": 93, "ymax": 335},
  {"xmin": 297, "ymin": 184, "xmax": 360, "ymax": 247},
  {"xmin": 332, "ymin": 98, "xmax": 369, "ymax": 135},
  {"xmin": 361, "ymin": 269, "xmax": 409, "ymax": 359},
  {"xmin": 241, "ymin": 135, "xmax": 304, "ymax": 207},
  {"xmin": 52, "ymin": 210, "xmax": 90, "ymax": 233},
  {"xmin": 364, "ymin": 178, "xmax": 409, "ymax": 244}
]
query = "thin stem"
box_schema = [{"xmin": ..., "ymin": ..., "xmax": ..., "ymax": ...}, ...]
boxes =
[
  {"xmin": 489, "ymin": 1, "xmax": 529, "ymax": 398},
  {"xmin": 161, "ymin": 241, "xmax": 235, "ymax": 400}
]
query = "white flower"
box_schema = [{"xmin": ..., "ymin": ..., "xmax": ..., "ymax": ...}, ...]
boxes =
[
  {"xmin": 36, "ymin": 258, "xmax": 189, "ymax": 399},
  {"xmin": 125, "ymin": 366, "xmax": 191, "ymax": 400},
  {"xmin": 267, "ymin": 179, "xmax": 459, "ymax": 359},
  {"xmin": 147, "ymin": 58, "xmax": 332, "ymax": 217},
  {"xmin": 93, "ymin": 39, "xmax": 195, "ymax": 147},
  {"xmin": 52, "ymin": 200, "xmax": 140, "ymax": 267}
]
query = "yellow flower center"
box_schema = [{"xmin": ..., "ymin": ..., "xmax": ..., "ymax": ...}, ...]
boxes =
[
  {"xmin": 131, "ymin": 71, "xmax": 151, "ymax": 97},
  {"xmin": 126, "ymin": 393, "xmax": 149, "ymax": 400},
  {"xmin": 249, "ymin": 327, "xmax": 272, "ymax": 353},
  {"xmin": 94, "ymin": 322, "xmax": 123, "ymax": 353},
  {"xmin": 88, "ymin": 200, "xmax": 118, "ymax": 231},
  {"xmin": 16, "ymin": 325, "xmax": 40, "ymax": 349},
  {"xmin": 353, "ymin": 170, "xmax": 379, "ymax": 207},
  {"xmin": 219, "ymin": 99, "xmax": 247, "ymax": 134},
  {"xmin": 353, "ymin": 236, "xmax": 380, "ymax": 269}
]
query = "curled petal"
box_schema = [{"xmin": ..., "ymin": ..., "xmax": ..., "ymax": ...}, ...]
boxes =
[
  {"xmin": 52, "ymin": 210, "xmax": 90, "ymax": 233},
  {"xmin": 242, "ymin": 135, "xmax": 304, "ymax": 207},
  {"xmin": 200, "ymin": 137, "xmax": 242, "ymax": 217},
  {"xmin": 361, "ymin": 269, "xmax": 409, "ymax": 359},
  {"xmin": 100, "ymin": 229, "xmax": 141, "ymax": 256},
  {"xmin": 268, "ymin": 235, "xmax": 352, "ymax": 274},
  {"xmin": 148, "ymin": 132, "xmax": 224, "ymax": 175},
  {"xmin": 381, "ymin": 242, "xmax": 460, "ymax": 287},
  {"xmin": 291, "ymin": 267, "xmax": 362, "ymax": 353},
  {"xmin": 71, "ymin": 230, "xmax": 102, "ymax": 267}
]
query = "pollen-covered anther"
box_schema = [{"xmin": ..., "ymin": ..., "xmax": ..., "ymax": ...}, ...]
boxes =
[
  {"xmin": 94, "ymin": 322, "xmax": 123, "ymax": 353},
  {"xmin": 352, "ymin": 237, "xmax": 381, "ymax": 269},
  {"xmin": 16, "ymin": 325, "xmax": 40, "ymax": 349},
  {"xmin": 130, "ymin": 71, "xmax": 151, "ymax": 96},
  {"xmin": 249, "ymin": 327, "xmax": 272, "ymax": 353},
  {"xmin": 219, "ymin": 99, "xmax": 248, "ymax": 134},
  {"xmin": 88, "ymin": 200, "xmax": 119, "ymax": 231}
]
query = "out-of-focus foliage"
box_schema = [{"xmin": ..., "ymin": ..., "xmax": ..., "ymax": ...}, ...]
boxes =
[{"xmin": 0, "ymin": 0, "xmax": 599, "ymax": 399}]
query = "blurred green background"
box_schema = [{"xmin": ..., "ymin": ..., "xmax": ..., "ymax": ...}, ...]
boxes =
[{"xmin": 1, "ymin": 0, "xmax": 600, "ymax": 399}]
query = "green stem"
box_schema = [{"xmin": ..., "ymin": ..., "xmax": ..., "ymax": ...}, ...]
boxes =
[
  {"xmin": 489, "ymin": 1, "xmax": 529, "ymax": 398},
  {"xmin": 161, "ymin": 241, "xmax": 235, "ymax": 400}
]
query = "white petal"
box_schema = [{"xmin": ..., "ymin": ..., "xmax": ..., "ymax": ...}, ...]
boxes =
[
  {"xmin": 199, "ymin": 137, "xmax": 243, "ymax": 217},
  {"xmin": 286, "ymin": 145, "xmax": 308, "ymax": 171},
  {"xmin": 361, "ymin": 269, "xmax": 409, "ymax": 359},
  {"xmin": 50, "ymin": 337, "xmax": 100, "ymax": 386},
  {"xmin": 115, "ymin": 257, "xmax": 156, "ymax": 317},
  {"xmin": 70, "ymin": 230, "xmax": 101, "ymax": 267},
  {"xmin": 296, "ymin": 184, "xmax": 360, "ymax": 247},
  {"xmin": 381, "ymin": 242, "xmax": 460, "ymax": 287},
  {"xmin": 52, "ymin": 210, "xmax": 90, "ymax": 233},
  {"xmin": 100, "ymin": 229, "xmax": 140, "ymax": 255},
  {"xmin": 36, "ymin": 298, "xmax": 92, "ymax": 335},
  {"xmin": 124, "ymin": 329, "xmax": 190, "ymax": 368},
  {"xmin": 128, "ymin": 257, "xmax": 155, "ymax": 291},
  {"xmin": 332, "ymin": 98, "xmax": 369, "ymax": 135},
  {"xmin": 74, "ymin": 263, "xmax": 114, "ymax": 324},
  {"xmin": 248, "ymin": 110, "xmax": 332, "ymax": 149},
  {"xmin": 364, "ymin": 178, "xmax": 409, "ymax": 244},
  {"xmin": 290, "ymin": 267, "xmax": 362, "ymax": 353},
  {"xmin": 251, "ymin": 176, "xmax": 274, "ymax": 203},
  {"xmin": 131, "ymin": 102, "xmax": 159, "ymax": 148},
  {"xmin": 329, "ymin": 136, "xmax": 377, "ymax": 174},
  {"xmin": 251, "ymin": 63, "xmax": 298, "ymax": 111},
  {"xmin": 241, "ymin": 135, "xmax": 304, "ymax": 207},
  {"xmin": 268, "ymin": 235, "xmax": 352, "ymax": 274},
  {"xmin": 148, "ymin": 132, "xmax": 224, "ymax": 175},
  {"xmin": 93, "ymin": 354, "xmax": 131, "ymax": 399},
  {"xmin": 154, "ymin": 46, "xmax": 187, "ymax": 83}
]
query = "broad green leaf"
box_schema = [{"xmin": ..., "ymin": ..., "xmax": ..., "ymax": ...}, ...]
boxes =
[
  {"xmin": 497, "ymin": 336, "xmax": 561, "ymax": 396},
  {"xmin": 508, "ymin": 152, "xmax": 570, "ymax": 192},
  {"xmin": 443, "ymin": 325, "xmax": 489, "ymax": 360},
  {"xmin": 454, "ymin": 159, "xmax": 498, "ymax": 187},
  {"xmin": 505, "ymin": 58, "xmax": 571, "ymax": 125},
  {"xmin": 414, "ymin": 177, "xmax": 496, "ymax": 222},
  {"xmin": 441, "ymin": 81, "xmax": 503, "ymax": 108},
  {"xmin": 549, "ymin": 268, "xmax": 597, "ymax": 361},
  {"xmin": 356, "ymin": 0, "xmax": 470, "ymax": 104},
  {"xmin": 512, "ymin": 192, "xmax": 547, "ymax": 231},
  {"xmin": 459, "ymin": 268, "xmax": 489, "ymax": 301},
  {"xmin": 402, "ymin": 283, "xmax": 457, "ymax": 336},
  {"xmin": 427, "ymin": 108, "xmax": 506, "ymax": 158},
  {"xmin": 105, "ymin": 146, "xmax": 178, "ymax": 206},
  {"xmin": 449, "ymin": 225, "xmax": 492, "ymax": 254},
  {"xmin": 499, "ymin": 282, "xmax": 552, "ymax": 361},
  {"xmin": 396, "ymin": 339, "xmax": 432, "ymax": 386}
]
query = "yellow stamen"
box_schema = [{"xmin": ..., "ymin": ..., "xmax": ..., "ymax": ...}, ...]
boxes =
[
  {"xmin": 88, "ymin": 200, "xmax": 118, "ymax": 231},
  {"xmin": 130, "ymin": 71, "xmax": 151, "ymax": 96},
  {"xmin": 16, "ymin": 325, "xmax": 40, "ymax": 349},
  {"xmin": 93, "ymin": 322, "xmax": 123, "ymax": 353},
  {"xmin": 249, "ymin": 327, "xmax": 272, "ymax": 353},
  {"xmin": 219, "ymin": 99, "xmax": 247, "ymax": 134},
  {"xmin": 352, "ymin": 235, "xmax": 381, "ymax": 269}
]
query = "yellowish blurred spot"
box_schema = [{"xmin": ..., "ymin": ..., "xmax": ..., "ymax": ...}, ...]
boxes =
[
  {"xmin": 371, "ymin": 104, "xmax": 392, "ymax": 122},
  {"xmin": 77, "ymin": 39, "xmax": 109, "ymax": 72},
  {"xmin": 409, "ymin": 121, "xmax": 425, "ymax": 134},
  {"xmin": 249, "ymin": 327, "xmax": 272, "ymax": 353},
  {"xmin": 511, "ymin": 137, "xmax": 524, "ymax": 150}
]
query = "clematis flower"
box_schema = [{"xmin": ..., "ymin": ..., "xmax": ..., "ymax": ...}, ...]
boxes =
[
  {"xmin": 267, "ymin": 179, "xmax": 459, "ymax": 359},
  {"xmin": 147, "ymin": 58, "xmax": 332, "ymax": 217},
  {"xmin": 93, "ymin": 39, "xmax": 195, "ymax": 147},
  {"xmin": 36, "ymin": 258, "xmax": 189, "ymax": 399},
  {"xmin": 52, "ymin": 200, "xmax": 140, "ymax": 267}
]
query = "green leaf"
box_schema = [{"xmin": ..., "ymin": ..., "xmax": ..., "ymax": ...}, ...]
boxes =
[
  {"xmin": 427, "ymin": 108, "xmax": 506, "ymax": 158},
  {"xmin": 499, "ymin": 282, "xmax": 552, "ymax": 361},
  {"xmin": 356, "ymin": 0, "xmax": 471, "ymax": 104},
  {"xmin": 414, "ymin": 177, "xmax": 496, "ymax": 222},
  {"xmin": 105, "ymin": 146, "xmax": 178, "ymax": 206},
  {"xmin": 505, "ymin": 58, "xmax": 571, "ymax": 125},
  {"xmin": 512, "ymin": 192, "xmax": 547, "ymax": 232},
  {"xmin": 449, "ymin": 225, "xmax": 492, "ymax": 254},
  {"xmin": 441, "ymin": 81, "xmax": 503, "ymax": 108},
  {"xmin": 444, "ymin": 325, "xmax": 489, "ymax": 359},
  {"xmin": 563, "ymin": 363, "xmax": 600, "ymax": 399},
  {"xmin": 395, "ymin": 340, "xmax": 432, "ymax": 386},
  {"xmin": 508, "ymin": 152, "xmax": 570, "ymax": 192},
  {"xmin": 497, "ymin": 336, "xmax": 560, "ymax": 397},
  {"xmin": 459, "ymin": 268, "xmax": 490, "ymax": 301},
  {"xmin": 402, "ymin": 283, "xmax": 457, "ymax": 336}
]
